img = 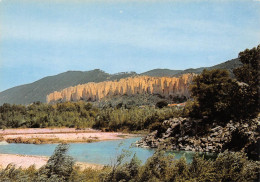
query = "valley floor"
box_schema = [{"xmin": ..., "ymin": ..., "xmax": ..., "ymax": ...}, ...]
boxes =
[{"xmin": 0, "ymin": 128, "xmax": 135, "ymax": 144}]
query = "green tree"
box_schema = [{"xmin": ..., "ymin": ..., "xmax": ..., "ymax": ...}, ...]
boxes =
[
  {"xmin": 233, "ymin": 45, "xmax": 260, "ymax": 118},
  {"xmin": 37, "ymin": 144, "xmax": 74, "ymax": 182},
  {"xmin": 189, "ymin": 45, "xmax": 259, "ymax": 121},
  {"xmin": 190, "ymin": 69, "xmax": 234, "ymax": 121},
  {"xmin": 234, "ymin": 45, "xmax": 259, "ymax": 87}
]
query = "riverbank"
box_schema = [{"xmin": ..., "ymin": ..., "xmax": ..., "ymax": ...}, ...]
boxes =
[
  {"xmin": 0, "ymin": 154, "xmax": 103, "ymax": 170},
  {"xmin": 0, "ymin": 128, "xmax": 135, "ymax": 144}
]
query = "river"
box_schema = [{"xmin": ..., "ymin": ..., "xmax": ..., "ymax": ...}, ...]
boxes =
[{"xmin": 0, "ymin": 137, "xmax": 195, "ymax": 165}]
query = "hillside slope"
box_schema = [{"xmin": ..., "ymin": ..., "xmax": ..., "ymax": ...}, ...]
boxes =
[
  {"xmin": 176, "ymin": 58, "xmax": 241, "ymax": 76},
  {"xmin": 140, "ymin": 69, "xmax": 182, "ymax": 77},
  {"xmin": 140, "ymin": 58, "xmax": 241, "ymax": 77},
  {"xmin": 0, "ymin": 70, "xmax": 136, "ymax": 105}
]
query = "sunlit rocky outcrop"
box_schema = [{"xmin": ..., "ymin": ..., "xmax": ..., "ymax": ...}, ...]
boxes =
[{"xmin": 46, "ymin": 74, "xmax": 194, "ymax": 103}]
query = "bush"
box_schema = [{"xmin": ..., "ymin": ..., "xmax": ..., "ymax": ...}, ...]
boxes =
[
  {"xmin": 36, "ymin": 144, "xmax": 74, "ymax": 181},
  {"xmin": 156, "ymin": 100, "xmax": 168, "ymax": 108},
  {"xmin": 0, "ymin": 149, "xmax": 259, "ymax": 181},
  {"xmin": 213, "ymin": 151, "xmax": 260, "ymax": 182}
]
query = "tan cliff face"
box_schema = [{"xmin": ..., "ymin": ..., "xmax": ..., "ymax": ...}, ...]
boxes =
[{"xmin": 46, "ymin": 74, "xmax": 195, "ymax": 103}]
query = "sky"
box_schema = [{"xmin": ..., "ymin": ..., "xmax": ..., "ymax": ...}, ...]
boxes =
[{"xmin": 0, "ymin": 0, "xmax": 259, "ymax": 92}]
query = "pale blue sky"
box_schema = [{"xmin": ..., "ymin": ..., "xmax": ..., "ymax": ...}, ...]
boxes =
[{"xmin": 0, "ymin": 0, "xmax": 259, "ymax": 91}]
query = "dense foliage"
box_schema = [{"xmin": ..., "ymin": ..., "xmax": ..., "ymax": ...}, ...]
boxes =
[
  {"xmin": 233, "ymin": 45, "xmax": 259, "ymax": 118},
  {"xmin": 95, "ymin": 94, "xmax": 179, "ymax": 108},
  {"xmin": 188, "ymin": 45, "xmax": 260, "ymax": 122},
  {"xmin": 190, "ymin": 69, "xmax": 234, "ymax": 120},
  {"xmin": 0, "ymin": 101, "xmax": 180, "ymax": 131},
  {"xmin": 0, "ymin": 144, "xmax": 259, "ymax": 182}
]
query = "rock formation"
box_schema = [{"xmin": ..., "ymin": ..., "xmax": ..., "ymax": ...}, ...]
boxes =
[
  {"xmin": 46, "ymin": 74, "xmax": 194, "ymax": 103},
  {"xmin": 135, "ymin": 117, "xmax": 260, "ymax": 157}
]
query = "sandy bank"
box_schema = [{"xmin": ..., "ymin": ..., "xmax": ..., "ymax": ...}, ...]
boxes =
[
  {"xmin": 0, "ymin": 128, "xmax": 98, "ymax": 135},
  {"xmin": 0, "ymin": 128, "xmax": 134, "ymax": 144},
  {"xmin": 0, "ymin": 154, "xmax": 103, "ymax": 170}
]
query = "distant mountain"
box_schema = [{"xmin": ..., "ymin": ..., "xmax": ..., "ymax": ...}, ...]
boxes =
[
  {"xmin": 0, "ymin": 58, "xmax": 241, "ymax": 105},
  {"xmin": 176, "ymin": 58, "xmax": 241, "ymax": 76},
  {"xmin": 141, "ymin": 58, "xmax": 241, "ymax": 77},
  {"xmin": 0, "ymin": 69, "xmax": 136, "ymax": 105},
  {"xmin": 140, "ymin": 69, "xmax": 182, "ymax": 77}
]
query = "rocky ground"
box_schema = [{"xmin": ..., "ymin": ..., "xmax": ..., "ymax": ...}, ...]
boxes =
[{"xmin": 135, "ymin": 117, "xmax": 260, "ymax": 159}]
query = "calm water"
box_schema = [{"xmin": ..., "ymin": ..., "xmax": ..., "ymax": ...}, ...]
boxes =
[{"xmin": 0, "ymin": 137, "xmax": 195, "ymax": 165}]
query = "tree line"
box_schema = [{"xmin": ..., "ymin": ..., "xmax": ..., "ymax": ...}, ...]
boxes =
[{"xmin": 0, "ymin": 101, "xmax": 181, "ymax": 132}]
